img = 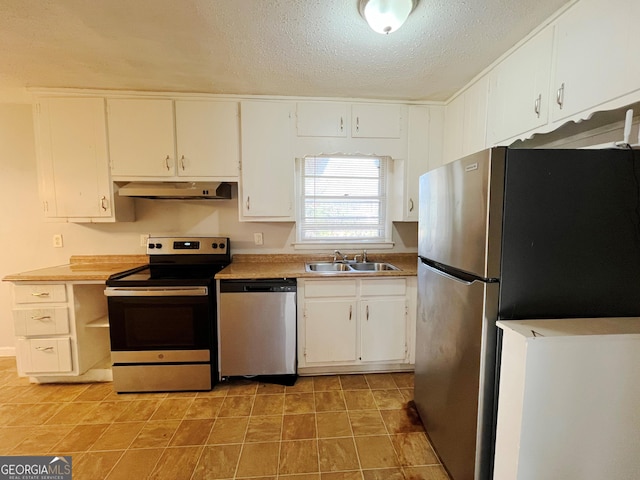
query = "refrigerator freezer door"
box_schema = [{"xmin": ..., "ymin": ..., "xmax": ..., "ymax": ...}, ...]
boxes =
[
  {"xmin": 418, "ymin": 147, "xmax": 506, "ymax": 279},
  {"xmin": 415, "ymin": 260, "xmax": 499, "ymax": 480}
]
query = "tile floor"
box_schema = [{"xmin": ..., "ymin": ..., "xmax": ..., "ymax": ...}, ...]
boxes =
[{"xmin": 0, "ymin": 358, "xmax": 451, "ymax": 480}]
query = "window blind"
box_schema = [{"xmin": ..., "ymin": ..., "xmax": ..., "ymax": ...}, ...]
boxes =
[{"xmin": 299, "ymin": 155, "xmax": 388, "ymax": 242}]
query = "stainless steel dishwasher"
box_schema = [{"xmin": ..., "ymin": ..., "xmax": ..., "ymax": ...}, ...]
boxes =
[{"xmin": 218, "ymin": 278, "xmax": 297, "ymax": 378}]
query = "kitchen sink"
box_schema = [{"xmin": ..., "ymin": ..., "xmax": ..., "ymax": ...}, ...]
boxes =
[
  {"xmin": 305, "ymin": 262, "xmax": 400, "ymax": 273},
  {"xmin": 306, "ymin": 263, "xmax": 352, "ymax": 272},
  {"xmin": 349, "ymin": 262, "xmax": 399, "ymax": 271}
]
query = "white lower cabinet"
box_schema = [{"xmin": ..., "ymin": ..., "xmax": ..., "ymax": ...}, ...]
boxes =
[
  {"xmin": 304, "ymin": 299, "xmax": 357, "ymax": 363},
  {"xmin": 17, "ymin": 338, "xmax": 72, "ymax": 374},
  {"xmin": 11, "ymin": 282, "xmax": 111, "ymax": 380},
  {"xmin": 298, "ymin": 277, "xmax": 415, "ymax": 374},
  {"xmin": 359, "ymin": 298, "xmax": 407, "ymax": 362}
]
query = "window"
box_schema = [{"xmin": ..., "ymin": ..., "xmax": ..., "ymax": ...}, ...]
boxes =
[{"xmin": 297, "ymin": 155, "xmax": 390, "ymax": 244}]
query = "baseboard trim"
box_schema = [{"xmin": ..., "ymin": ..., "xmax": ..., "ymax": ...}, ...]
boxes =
[{"xmin": 0, "ymin": 347, "xmax": 16, "ymax": 357}]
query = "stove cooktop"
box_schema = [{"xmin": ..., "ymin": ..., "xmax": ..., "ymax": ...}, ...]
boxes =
[{"xmin": 106, "ymin": 236, "xmax": 231, "ymax": 287}]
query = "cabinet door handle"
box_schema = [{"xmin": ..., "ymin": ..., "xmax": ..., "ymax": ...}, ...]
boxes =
[
  {"xmin": 356, "ymin": 117, "xmax": 360, "ymax": 133},
  {"xmin": 246, "ymin": 196, "xmax": 250, "ymax": 211},
  {"xmin": 534, "ymin": 93, "xmax": 541, "ymax": 117},
  {"xmin": 31, "ymin": 292, "xmax": 50, "ymax": 298},
  {"xmin": 180, "ymin": 155, "xmax": 186, "ymax": 170},
  {"xmin": 409, "ymin": 198, "xmax": 414, "ymax": 212},
  {"xmin": 100, "ymin": 195, "xmax": 108, "ymax": 211},
  {"xmin": 31, "ymin": 315, "xmax": 52, "ymax": 321},
  {"xmin": 556, "ymin": 83, "xmax": 565, "ymax": 109},
  {"xmin": 340, "ymin": 116, "xmax": 344, "ymax": 133},
  {"xmin": 35, "ymin": 346, "xmax": 54, "ymax": 352},
  {"xmin": 349, "ymin": 305, "xmax": 352, "ymax": 321},
  {"xmin": 165, "ymin": 155, "xmax": 171, "ymax": 171},
  {"xmin": 366, "ymin": 305, "xmax": 369, "ymax": 321}
]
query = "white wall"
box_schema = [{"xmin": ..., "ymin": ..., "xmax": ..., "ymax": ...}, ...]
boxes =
[{"xmin": 0, "ymin": 101, "xmax": 418, "ymax": 354}]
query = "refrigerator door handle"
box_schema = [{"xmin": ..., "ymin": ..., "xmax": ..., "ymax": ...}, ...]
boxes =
[{"xmin": 420, "ymin": 257, "xmax": 493, "ymax": 285}]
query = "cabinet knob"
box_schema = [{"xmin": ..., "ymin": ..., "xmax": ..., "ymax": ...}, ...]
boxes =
[
  {"xmin": 31, "ymin": 315, "xmax": 52, "ymax": 321},
  {"xmin": 349, "ymin": 305, "xmax": 352, "ymax": 321},
  {"xmin": 165, "ymin": 155, "xmax": 171, "ymax": 171},
  {"xmin": 534, "ymin": 94, "xmax": 542, "ymax": 117},
  {"xmin": 246, "ymin": 196, "xmax": 251, "ymax": 211},
  {"xmin": 356, "ymin": 117, "xmax": 360, "ymax": 133},
  {"xmin": 409, "ymin": 198, "xmax": 414, "ymax": 212},
  {"xmin": 340, "ymin": 116, "xmax": 344, "ymax": 133},
  {"xmin": 180, "ymin": 155, "xmax": 186, "ymax": 171},
  {"xmin": 100, "ymin": 195, "xmax": 108, "ymax": 211},
  {"xmin": 35, "ymin": 346, "xmax": 55, "ymax": 352},
  {"xmin": 31, "ymin": 292, "xmax": 50, "ymax": 298}
]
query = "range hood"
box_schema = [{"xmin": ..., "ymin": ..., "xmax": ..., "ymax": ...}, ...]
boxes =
[{"xmin": 118, "ymin": 181, "xmax": 232, "ymax": 200}]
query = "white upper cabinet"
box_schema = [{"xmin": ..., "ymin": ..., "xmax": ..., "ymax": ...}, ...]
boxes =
[
  {"xmin": 174, "ymin": 100, "xmax": 239, "ymax": 178},
  {"xmin": 394, "ymin": 105, "xmax": 445, "ymax": 222},
  {"xmin": 296, "ymin": 102, "xmax": 348, "ymax": 137},
  {"xmin": 462, "ymin": 76, "xmax": 489, "ymax": 155},
  {"xmin": 108, "ymin": 98, "xmax": 240, "ymax": 179},
  {"xmin": 34, "ymin": 96, "xmax": 134, "ymax": 222},
  {"xmin": 551, "ymin": 0, "xmax": 640, "ymax": 124},
  {"xmin": 487, "ymin": 25, "xmax": 554, "ymax": 145},
  {"xmin": 239, "ymin": 100, "xmax": 295, "ymax": 221},
  {"xmin": 443, "ymin": 93, "xmax": 464, "ymax": 164},
  {"xmin": 352, "ymin": 103, "xmax": 402, "ymax": 138},
  {"xmin": 107, "ymin": 98, "xmax": 175, "ymax": 177},
  {"xmin": 443, "ymin": 75, "xmax": 489, "ymax": 164},
  {"xmin": 296, "ymin": 102, "xmax": 402, "ymax": 139}
]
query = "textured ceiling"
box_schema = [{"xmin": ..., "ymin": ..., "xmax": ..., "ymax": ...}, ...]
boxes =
[{"xmin": 0, "ymin": 0, "xmax": 570, "ymax": 101}]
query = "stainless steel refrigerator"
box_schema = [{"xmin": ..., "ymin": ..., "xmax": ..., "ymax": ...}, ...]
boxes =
[{"xmin": 416, "ymin": 146, "xmax": 640, "ymax": 480}]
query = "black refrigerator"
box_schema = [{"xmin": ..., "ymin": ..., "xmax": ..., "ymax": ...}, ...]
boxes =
[{"xmin": 415, "ymin": 146, "xmax": 640, "ymax": 480}]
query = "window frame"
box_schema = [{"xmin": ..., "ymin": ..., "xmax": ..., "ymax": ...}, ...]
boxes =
[{"xmin": 294, "ymin": 154, "xmax": 394, "ymax": 249}]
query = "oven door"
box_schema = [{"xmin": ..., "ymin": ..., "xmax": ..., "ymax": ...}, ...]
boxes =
[{"xmin": 105, "ymin": 286, "xmax": 213, "ymax": 362}]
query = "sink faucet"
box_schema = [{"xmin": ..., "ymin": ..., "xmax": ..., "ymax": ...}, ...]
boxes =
[
  {"xmin": 333, "ymin": 250, "xmax": 348, "ymax": 263},
  {"xmin": 362, "ymin": 249, "xmax": 368, "ymax": 263}
]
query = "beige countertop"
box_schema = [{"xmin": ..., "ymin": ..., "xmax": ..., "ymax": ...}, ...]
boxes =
[
  {"xmin": 2, "ymin": 255, "xmax": 149, "ymax": 282},
  {"xmin": 3, "ymin": 253, "xmax": 418, "ymax": 282},
  {"xmin": 215, "ymin": 253, "xmax": 418, "ymax": 279}
]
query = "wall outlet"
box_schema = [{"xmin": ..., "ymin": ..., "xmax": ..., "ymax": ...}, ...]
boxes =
[
  {"xmin": 52, "ymin": 234, "xmax": 63, "ymax": 248},
  {"xmin": 140, "ymin": 234, "xmax": 150, "ymax": 247},
  {"xmin": 253, "ymin": 232, "xmax": 264, "ymax": 246}
]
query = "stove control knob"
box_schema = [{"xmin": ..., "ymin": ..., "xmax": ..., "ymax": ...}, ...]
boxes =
[
  {"xmin": 211, "ymin": 243, "xmax": 218, "ymax": 249},
  {"xmin": 219, "ymin": 242, "xmax": 226, "ymax": 249},
  {"xmin": 148, "ymin": 243, "xmax": 155, "ymax": 249},
  {"xmin": 155, "ymin": 243, "xmax": 163, "ymax": 249}
]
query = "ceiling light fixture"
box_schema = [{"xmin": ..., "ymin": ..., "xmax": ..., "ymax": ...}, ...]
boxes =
[{"xmin": 358, "ymin": 0, "xmax": 418, "ymax": 35}]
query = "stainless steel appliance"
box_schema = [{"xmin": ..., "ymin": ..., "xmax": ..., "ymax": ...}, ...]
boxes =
[
  {"xmin": 218, "ymin": 279, "xmax": 297, "ymax": 378},
  {"xmin": 416, "ymin": 147, "xmax": 640, "ymax": 480},
  {"xmin": 105, "ymin": 236, "xmax": 230, "ymax": 393}
]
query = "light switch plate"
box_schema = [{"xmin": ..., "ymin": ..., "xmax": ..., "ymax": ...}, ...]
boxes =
[{"xmin": 254, "ymin": 232, "xmax": 264, "ymax": 245}]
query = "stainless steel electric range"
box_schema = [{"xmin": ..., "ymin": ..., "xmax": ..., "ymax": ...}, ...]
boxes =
[{"xmin": 105, "ymin": 236, "xmax": 230, "ymax": 393}]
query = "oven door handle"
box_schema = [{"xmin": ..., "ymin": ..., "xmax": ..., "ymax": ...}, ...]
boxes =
[{"xmin": 104, "ymin": 287, "xmax": 208, "ymax": 297}]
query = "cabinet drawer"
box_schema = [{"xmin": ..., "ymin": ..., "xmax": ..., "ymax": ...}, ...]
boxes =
[
  {"xmin": 360, "ymin": 278, "xmax": 406, "ymax": 296},
  {"xmin": 13, "ymin": 284, "xmax": 66, "ymax": 304},
  {"xmin": 304, "ymin": 280, "xmax": 357, "ymax": 298},
  {"xmin": 13, "ymin": 307, "xmax": 70, "ymax": 336},
  {"xmin": 17, "ymin": 337, "xmax": 72, "ymax": 374}
]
